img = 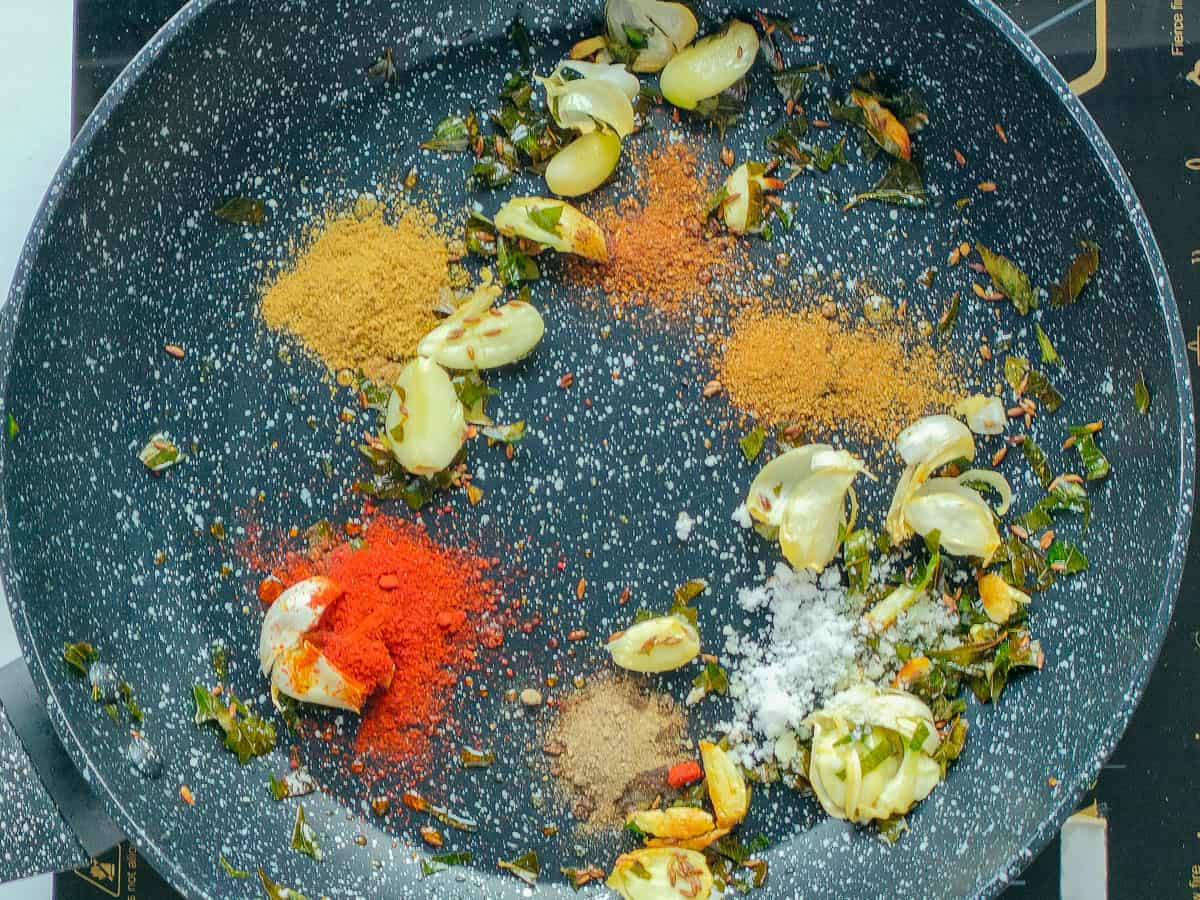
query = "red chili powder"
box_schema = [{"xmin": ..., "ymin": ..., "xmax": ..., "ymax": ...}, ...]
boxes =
[{"xmin": 270, "ymin": 516, "xmax": 498, "ymax": 761}]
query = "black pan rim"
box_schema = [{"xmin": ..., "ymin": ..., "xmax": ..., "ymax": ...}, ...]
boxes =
[{"xmin": 1, "ymin": 0, "xmax": 1193, "ymax": 897}]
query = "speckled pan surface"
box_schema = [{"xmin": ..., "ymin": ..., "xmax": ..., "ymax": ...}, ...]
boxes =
[{"xmin": 0, "ymin": 0, "xmax": 1192, "ymax": 897}]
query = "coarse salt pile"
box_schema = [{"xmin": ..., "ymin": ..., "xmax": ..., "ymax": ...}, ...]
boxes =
[{"xmin": 721, "ymin": 563, "xmax": 862, "ymax": 766}]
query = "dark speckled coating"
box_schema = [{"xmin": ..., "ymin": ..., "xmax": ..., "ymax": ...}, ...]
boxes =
[{"xmin": 0, "ymin": 0, "xmax": 1193, "ymax": 897}]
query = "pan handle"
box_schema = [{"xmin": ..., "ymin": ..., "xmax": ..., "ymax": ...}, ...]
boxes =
[{"xmin": 0, "ymin": 657, "xmax": 123, "ymax": 882}]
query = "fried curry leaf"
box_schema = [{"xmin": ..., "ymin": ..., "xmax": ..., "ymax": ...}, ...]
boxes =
[
  {"xmin": 210, "ymin": 641, "xmax": 228, "ymax": 680},
  {"xmin": 1003, "ymin": 356, "xmax": 1064, "ymax": 412},
  {"xmin": 976, "ymin": 244, "xmax": 1034, "ymax": 315},
  {"xmin": 193, "ymin": 684, "xmax": 276, "ymax": 764},
  {"xmin": 481, "ymin": 420, "xmax": 527, "ymax": 444},
  {"xmin": 692, "ymin": 660, "xmax": 730, "ymax": 697},
  {"xmin": 1020, "ymin": 437, "xmax": 1054, "ymax": 489},
  {"xmin": 932, "ymin": 717, "xmax": 968, "ymax": 777},
  {"xmin": 490, "ymin": 103, "xmax": 561, "ymax": 169},
  {"xmin": 466, "ymin": 152, "xmax": 516, "ymax": 190},
  {"xmin": 139, "ymin": 433, "xmax": 180, "ymax": 472},
  {"xmin": 214, "ymin": 197, "xmax": 265, "ymax": 226},
  {"xmin": 739, "ymin": 425, "xmax": 767, "ymax": 462},
  {"xmin": 527, "ymin": 204, "xmax": 563, "ymax": 234},
  {"xmin": 1134, "ymin": 371, "xmax": 1151, "ymax": 415},
  {"xmin": 1018, "ymin": 481, "xmax": 1092, "ymax": 531},
  {"xmin": 937, "ymin": 291, "xmax": 960, "ymax": 336},
  {"xmin": 843, "ymin": 158, "xmax": 926, "ymax": 211},
  {"xmin": 290, "ymin": 804, "xmax": 322, "ymax": 860},
  {"xmin": 64, "ymin": 641, "xmax": 99, "ymax": 676},
  {"xmin": 1067, "ymin": 426, "xmax": 1111, "ymax": 481},
  {"xmin": 843, "ymin": 528, "xmax": 873, "ymax": 595},
  {"xmin": 1047, "ymin": 539, "xmax": 1088, "ymax": 574},
  {"xmin": 1049, "ymin": 240, "xmax": 1100, "ymax": 306},
  {"xmin": 1034, "ymin": 323, "xmax": 1061, "ymax": 366},
  {"xmin": 452, "ymin": 371, "xmax": 498, "ymax": 425},
  {"xmin": 269, "ymin": 768, "xmax": 317, "ymax": 801},
  {"xmin": 670, "ymin": 578, "xmax": 707, "ymax": 627},
  {"xmin": 695, "ymin": 78, "xmax": 748, "ymax": 138},
  {"xmin": 366, "ymin": 47, "xmax": 396, "ymax": 81},
  {"xmin": 498, "ymin": 850, "xmax": 540, "ymax": 886},
  {"xmin": 464, "ymin": 210, "xmax": 499, "ymax": 256},
  {"xmin": 6, "ymin": 414, "xmax": 17, "ymax": 440},
  {"xmin": 421, "ymin": 113, "xmax": 475, "ymax": 152},
  {"xmin": 766, "ymin": 116, "xmax": 809, "ymax": 160},
  {"xmin": 219, "ymin": 853, "xmax": 250, "ymax": 879},
  {"xmin": 877, "ymin": 814, "xmax": 909, "ymax": 844},
  {"xmin": 509, "ymin": 14, "xmax": 532, "ymax": 66},
  {"xmin": 496, "ymin": 237, "xmax": 541, "ymax": 287},
  {"xmin": 561, "ymin": 865, "xmax": 606, "ymax": 889},
  {"xmin": 257, "ymin": 868, "xmax": 313, "ymax": 900}
]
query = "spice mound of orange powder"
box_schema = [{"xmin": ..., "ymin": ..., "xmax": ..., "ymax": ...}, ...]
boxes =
[
  {"xmin": 272, "ymin": 516, "xmax": 497, "ymax": 762},
  {"xmin": 571, "ymin": 141, "xmax": 743, "ymax": 314},
  {"xmin": 718, "ymin": 307, "xmax": 963, "ymax": 441}
]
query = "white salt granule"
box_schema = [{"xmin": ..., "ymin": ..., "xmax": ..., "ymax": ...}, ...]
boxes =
[
  {"xmin": 721, "ymin": 563, "xmax": 861, "ymax": 765},
  {"xmin": 674, "ymin": 511, "xmax": 696, "ymax": 541},
  {"xmin": 730, "ymin": 502, "xmax": 752, "ymax": 529}
]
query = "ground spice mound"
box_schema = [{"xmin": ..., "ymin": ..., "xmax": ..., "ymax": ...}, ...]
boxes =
[
  {"xmin": 260, "ymin": 205, "xmax": 452, "ymax": 382},
  {"xmin": 271, "ymin": 516, "xmax": 497, "ymax": 763},
  {"xmin": 718, "ymin": 307, "xmax": 962, "ymax": 441},
  {"xmin": 546, "ymin": 674, "xmax": 689, "ymax": 830},
  {"xmin": 571, "ymin": 141, "xmax": 742, "ymax": 314}
]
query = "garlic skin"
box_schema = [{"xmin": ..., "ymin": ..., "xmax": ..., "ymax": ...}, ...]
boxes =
[
  {"xmin": 384, "ymin": 357, "xmax": 467, "ymax": 477},
  {"xmin": 418, "ymin": 284, "xmax": 545, "ymax": 370},
  {"xmin": 606, "ymin": 615, "xmax": 701, "ymax": 672},
  {"xmin": 605, "ymin": 0, "xmax": 699, "ymax": 72},
  {"xmin": 659, "ymin": 20, "xmax": 759, "ymax": 110},
  {"xmin": 258, "ymin": 577, "xmax": 388, "ymax": 713},
  {"xmin": 540, "ymin": 60, "xmax": 639, "ymax": 137},
  {"xmin": 805, "ymin": 684, "xmax": 942, "ymax": 825},
  {"xmin": 546, "ymin": 130, "xmax": 622, "ymax": 197},
  {"xmin": 886, "ymin": 415, "xmax": 975, "ymax": 545},
  {"xmin": 955, "ymin": 394, "xmax": 1007, "ymax": 435}
]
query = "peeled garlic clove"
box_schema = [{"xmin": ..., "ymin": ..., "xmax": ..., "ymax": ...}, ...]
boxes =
[
  {"xmin": 418, "ymin": 297, "xmax": 545, "ymax": 370},
  {"xmin": 628, "ymin": 807, "xmax": 717, "ymax": 841},
  {"xmin": 258, "ymin": 576, "xmax": 343, "ymax": 676},
  {"xmin": 385, "ymin": 358, "xmax": 467, "ymax": 477},
  {"xmin": 659, "ymin": 19, "xmax": 758, "ymax": 110},
  {"xmin": 745, "ymin": 443, "xmax": 833, "ymax": 526},
  {"xmin": 606, "ymin": 0, "xmax": 698, "ymax": 72},
  {"xmin": 270, "ymin": 640, "xmax": 372, "ymax": 713},
  {"xmin": 607, "ymin": 848, "xmax": 713, "ymax": 900},
  {"xmin": 719, "ymin": 161, "xmax": 770, "ymax": 235},
  {"xmin": 779, "ymin": 472, "xmax": 857, "ymax": 572},
  {"xmin": 863, "ymin": 582, "xmax": 925, "ymax": 633},
  {"xmin": 700, "ymin": 740, "xmax": 750, "ymax": 828},
  {"xmin": 546, "ymin": 130, "xmax": 623, "ymax": 197},
  {"xmin": 904, "ymin": 478, "xmax": 1001, "ymax": 561},
  {"xmin": 955, "ymin": 394, "xmax": 1007, "ymax": 435},
  {"xmin": 548, "ymin": 60, "xmax": 641, "ymax": 98},
  {"xmin": 978, "ymin": 573, "xmax": 1031, "ymax": 625},
  {"xmin": 494, "ymin": 197, "xmax": 608, "ymax": 261},
  {"xmin": 606, "ymin": 615, "xmax": 700, "ymax": 672}
]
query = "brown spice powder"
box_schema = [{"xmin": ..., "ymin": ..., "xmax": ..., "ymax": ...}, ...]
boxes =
[
  {"xmin": 718, "ymin": 307, "xmax": 963, "ymax": 442},
  {"xmin": 546, "ymin": 674, "xmax": 688, "ymax": 830},
  {"xmin": 570, "ymin": 141, "xmax": 743, "ymax": 315},
  {"xmin": 260, "ymin": 205, "xmax": 452, "ymax": 382}
]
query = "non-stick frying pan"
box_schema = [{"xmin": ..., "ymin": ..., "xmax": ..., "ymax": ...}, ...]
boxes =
[{"xmin": 0, "ymin": 0, "xmax": 1193, "ymax": 897}]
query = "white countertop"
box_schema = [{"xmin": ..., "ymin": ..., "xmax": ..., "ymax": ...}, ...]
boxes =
[{"xmin": 1, "ymin": 3, "xmax": 75, "ymax": 898}]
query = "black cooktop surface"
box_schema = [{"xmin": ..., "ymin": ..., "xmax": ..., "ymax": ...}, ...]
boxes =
[{"xmin": 61, "ymin": 1, "xmax": 1199, "ymax": 897}]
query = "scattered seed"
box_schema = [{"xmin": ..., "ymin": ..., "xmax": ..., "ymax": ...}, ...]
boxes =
[
  {"xmin": 702, "ymin": 380, "xmax": 722, "ymax": 398},
  {"xmin": 1062, "ymin": 473, "xmax": 1085, "ymax": 485},
  {"xmin": 958, "ymin": 241, "xmax": 971, "ymax": 256},
  {"xmin": 812, "ymin": 118, "xmax": 830, "ymax": 127},
  {"xmin": 567, "ymin": 628, "xmax": 587, "ymax": 641},
  {"xmin": 1016, "ymin": 374, "xmax": 1029, "ymax": 396},
  {"xmin": 165, "ymin": 344, "xmax": 185, "ymax": 359},
  {"xmin": 953, "ymin": 148, "xmax": 966, "ymax": 166},
  {"xmin": 575, "ymin": 578, "xmax": 587, "ymax": 600},
  {"xmin": 1009, "ymin": 524, "xmax": 1030, "ymax": 540},
  {"xmin": 1062, "ymin": 434, "xmax": 1078, "ymax": 450},
  {"xmin": 557, "ymin": 372, "xmax": 574, "ymax": 389},
  {"xmin": 978, "ymin": 181, "xmax": 997, "ymax": 192},
  {"xmin": 1050, "ymin": 561, "xmax": 1068, "ymax": 573},
  {"xmin": 721, "ymin": 146, "xmax": 735, "ymax": 167},
  {"xmin": 1084, "ymin": 419, "xmax": 1104, "ymax": 433},
  {"xmin": 971, "ymin": 283, "xmax": 989, "ymax": 299},
  {"xmin": 991, "ymin": 446, "xmax": 1008, "ymax": 466},
  {"xmin": 1039, "ymin": 530, "xmax": 1055, "ymax": 550},
  {"xmin": 378, "ymin": 574, "xmax": 399, "ymax": 590},
  {"xmin": 968, "ymin": 261, "xmax": 987, "ymax": 273},
  {"xmin": 420, "ymin": 827, "xmax": 444, "ymax": 848},
  {"xmin": 1007, "ymin": 407, "xmax": 1024, "ymax": 418},
  {"xmin": 994, "ymin": 123, "xmax": 1008, "ymax": 143},
  {"xmin": 948, "ymin": 248, "xmax": 961, "ymax": 266},
  {"xmin": 979, "ymin": 344, "xmax": 992, "ymax": 361},
  {"xmin": 1008, "ymin": 434, "xmax": 1025, "ymax": 445},
  {"xmin": 180, "ymin": 785, "xmax": 195, "ymax": 806},
  {"xmin": 520, "ymin": 688, "xmax": 543, "ymax": 707},
  {"xmin": 465, "ymin": 483, "xmax": 484, "ymax": 505}
]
